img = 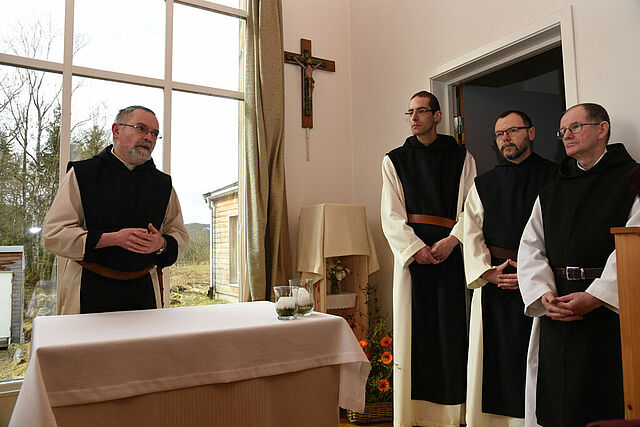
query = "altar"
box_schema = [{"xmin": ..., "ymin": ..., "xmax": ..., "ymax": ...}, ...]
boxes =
[{"xmin": 10, "ymin": 302, "xmax": 370, "ymax": 426}]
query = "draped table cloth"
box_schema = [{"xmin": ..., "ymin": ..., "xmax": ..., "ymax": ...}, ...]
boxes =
[
  {"xmin": 10, "ymin": 301, "xmax": 370, "ymax": 426},
  {"xmin": 297, "ymin": 203, "xmax": 380, "ymax": 283}
]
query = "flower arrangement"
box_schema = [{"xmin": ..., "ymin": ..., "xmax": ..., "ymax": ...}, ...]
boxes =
[
  {"xmin": 360, "ymin": 284, "xmax": 393, "ymax": 403},
  {"xmin": 326, "ymin": 259, "xmax": 350, "ymax": 294}
]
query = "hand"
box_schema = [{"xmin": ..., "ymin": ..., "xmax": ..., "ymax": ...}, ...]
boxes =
[
  {"xmin": 541, "ymin": 291, "xmax": 583, "ymax": 322},
  {"xmin": 555, "ymin": 292, "xmax": 603, "ymax": 317},
  {"xmin": 481, "ymin": 259, "xmax": 519, "ymax": 289},
  {"xmin": 430, "ymin": 235, "xmax": 459, "ymax": 263},
  {"xmin": 96, "ymin": 227, "xmax": 148, "ymax": 250},
  {"xmin": 130, "ymin": 223, "xmax": 165, "ymax": 254},
  {"xmin": 116, "ymin": 224, "xmax": 164, "ymax": 254},
  {"xmin": 414, "ymin": 245, "xmax": 439, "ymax": 264}
]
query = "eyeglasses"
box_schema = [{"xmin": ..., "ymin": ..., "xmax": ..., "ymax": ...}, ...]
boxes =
[
  {"xmin": 494, "ymin": 126, "xmax": 530, "ymax": 141},
  {"xmin": 556, "ymin": 122, "xmax": 602, "ymax": 139},
  {"xmin": 118, "ymin": 123, "xmax": 162, "ymax": 140},
  {"xmin": 405, "ymin": 108, "xmax": 433, "ymax": 117}
]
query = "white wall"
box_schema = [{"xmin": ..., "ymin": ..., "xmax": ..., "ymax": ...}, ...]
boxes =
[
  {"xmin": 282, "ymin": 0, "xmax": 640, "ymax": 316},
  {"xmin": 282, "ymin": 0, "xmax": 355, "ymax": 272},
  {"xmin": 346, "ymin": 0, "xmax": 640, "ymax": 317}
]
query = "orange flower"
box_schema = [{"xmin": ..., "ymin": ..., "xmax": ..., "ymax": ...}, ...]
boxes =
[
  {"xmin": 380, "ymin": 336, "xmax": 392, "ymax": 347},
  {"xmin": 381, "ymin": 352, "xmax": 393, "ymax": 364},
  {"xmin": 377, "ymin": 378, "xmax": 390, "ymax": 392},
  {"xmin": 359, "ymin": 340, "xmax": 368, "ymax": 348}
]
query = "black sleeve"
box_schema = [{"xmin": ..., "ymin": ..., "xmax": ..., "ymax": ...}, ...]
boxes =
[{"xmin": 156, "ymin": 234, "xmax": 179, "ymax": 268}]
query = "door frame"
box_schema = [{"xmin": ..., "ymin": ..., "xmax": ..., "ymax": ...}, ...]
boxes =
[{"xmin": 428, "ymin": 6, "xmax": 578, "ymax": 135}]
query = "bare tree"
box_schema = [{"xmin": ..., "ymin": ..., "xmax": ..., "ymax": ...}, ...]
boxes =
[
  {"xmin": 0, "ymin": 18, "xmax": 87, "ymax": 291},
  {"xmin": 71, "ymin": 104, "xmax": 111, "ymax": 161}
]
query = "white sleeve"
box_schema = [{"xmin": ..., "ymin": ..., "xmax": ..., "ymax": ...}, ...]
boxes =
[
  {"xmin": 451, "ymin": 150, "xmax": 477, "ymax": 242},
  {"xmin": 161, "ymin": 187, "xmax": 190, "ymax": 257},
  {"xmin": 42, "ymin": 169, "xmax": 87, "ymax": 261},
  {"xmin": 517, "ymin": 197, "xmax": 557, "ymax": 317},
  {"xmin": 462, "ymin": 184, "xmax": 491, "ymax": 289},
  {"xmin": 585, "ymin": 196, "xmax": 640, "ymax": 312},
  {"xmin": 380, "ymin": 156, "xmax": 425, "ymax": 268}
]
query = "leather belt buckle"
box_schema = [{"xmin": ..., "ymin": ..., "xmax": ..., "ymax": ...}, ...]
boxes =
[{"xmin": 565, "ymin": 266, "xmax": 585, "ymax": 280}]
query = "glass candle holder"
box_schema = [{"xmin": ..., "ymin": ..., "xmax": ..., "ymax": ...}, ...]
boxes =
[
  {"xmin": 289, "ymin": 278, "xmax": 315, "ymax": 316},
  {"xmin": 274, "ymin": 286, "xmax": 298, "ymax": 320}
]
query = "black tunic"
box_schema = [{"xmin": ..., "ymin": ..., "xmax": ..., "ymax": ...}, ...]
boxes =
[
  {"xmin": 69, "ymin": 146, "xmax": 178, "ymax": 313},
  {"xmin": 475, "ymin": 152, "xmax": 557, "ymax": 418},
  {"xmin": 537, "ymin": 143, "xmax": 637, "ymax": 427},
  {"xmin": 387, "ymin": 134, "xmax": 468, "ymax": 404}
]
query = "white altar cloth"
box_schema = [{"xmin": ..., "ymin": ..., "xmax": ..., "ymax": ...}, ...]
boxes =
[{"xmin": 10, "ymin": 301, "xmax": 370, "ymax": 426}]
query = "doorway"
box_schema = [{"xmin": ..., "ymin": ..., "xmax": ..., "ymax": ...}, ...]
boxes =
[
  {"xmin": 456, "ymin": 47, "xmax": 566, "ymax": 174},
  {"xmin": 428, "ymin": 6, "xmax": 578, "ymax": 173}
]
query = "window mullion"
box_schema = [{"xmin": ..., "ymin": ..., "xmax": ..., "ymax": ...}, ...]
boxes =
[
  {"xmin": 176, "ymin": 0, "xmax": 247, "ymax": 19},
  {"xmin": 164, "ymin": 0, "xmax": 174, "ymax": 175},
  {"xmin": 0, "ymin": 53, "xmax": 62, "ymax": 73},
  {"xmin": 59, "ymin": 0, "xmax": 75, "ymax": 182}
]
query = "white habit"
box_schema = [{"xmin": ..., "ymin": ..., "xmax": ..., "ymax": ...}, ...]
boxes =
[
  {"xmin": 381, "ymin": 152, "xmax": 476, "ymax": 427},
  {"xmin": 517, "ymin": 195, "xmax": 640, "ymax": 427}
]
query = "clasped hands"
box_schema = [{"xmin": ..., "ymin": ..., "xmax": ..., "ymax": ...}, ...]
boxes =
[
  {"xmin": 482, "ymin": 259, "xmax": 519, "ymax": 290},
  {"xmin": 540, "ymin": 291, "xmax": 603, "ymax": 322},
  {"xmin": 97, "ymin": 223, "xmax": 165, "ymax": 254},
  {"xmin": 413, "ymin": 235, "xmax": 459, "ymax": 264}
]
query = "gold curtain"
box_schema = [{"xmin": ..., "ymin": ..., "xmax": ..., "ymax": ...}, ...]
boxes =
[{"xmin": 243, "ymin": 0, "xmax": 292, "ymax": 301}]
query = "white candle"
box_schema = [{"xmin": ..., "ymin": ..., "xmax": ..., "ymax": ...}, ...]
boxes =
[
  {"xmin": 276, "ymin": 296, "xmax": 296, "ymax": 310},
  {"xmin": 297, "ymin": 288, "xmax": 311, "ymax": 306}
]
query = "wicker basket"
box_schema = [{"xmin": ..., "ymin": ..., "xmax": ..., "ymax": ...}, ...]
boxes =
[{"xmin": 346, "ymin": 401, "xmax": 393, "ymax": 424}]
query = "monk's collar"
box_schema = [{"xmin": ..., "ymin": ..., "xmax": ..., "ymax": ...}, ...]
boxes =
[{"xmin": 110, "ymin": 147, "xmax": 140, "ymax": 171}]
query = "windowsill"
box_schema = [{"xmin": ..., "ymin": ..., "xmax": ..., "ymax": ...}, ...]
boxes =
[{"xmin": 0, "ymin": 379, "xmax": 22, "ymax": 396}]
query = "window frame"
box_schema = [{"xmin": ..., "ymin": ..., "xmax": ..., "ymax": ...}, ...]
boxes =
[{"xmin": 0, "ymin": 0, "xmax": 247, "ymax": 390}]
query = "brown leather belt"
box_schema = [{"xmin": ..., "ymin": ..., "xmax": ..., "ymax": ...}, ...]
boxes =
[
  {"xmin": 488, "ymin": 246, "xmax": 518, "ymax": 260},
  {"xmin": 407, "ymin": 214, "xmax": 456, "ymax": 229},
  {"xmin": 78, "ymin": 261, "xmax": 151, "ymax": 280},
  {"xmin": 552, "ymin": 267, "xmax": 604, "ymax": 281},
  {"xmin": 78, "ymin": 261, "xmax": 165, "ymax": 307}
]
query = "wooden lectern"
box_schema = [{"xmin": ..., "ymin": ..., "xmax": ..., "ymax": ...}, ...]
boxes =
[{"xmin": 611, "ymin": 226, "xmax": 640, "ymax": 420}]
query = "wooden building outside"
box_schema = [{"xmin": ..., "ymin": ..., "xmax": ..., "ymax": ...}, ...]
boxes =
[
  {"xmin": 203, "ymin": 183, "xmax": 239, "ymax": 302},
  {"xmin": 0, "ymin": 247, "xmax": 24, "ymax": 347}
]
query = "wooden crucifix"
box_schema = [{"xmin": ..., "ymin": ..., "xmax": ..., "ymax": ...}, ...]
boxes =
[{"xmin": 284, "ymin": 38, "xmax": 335, "ymax": 129}]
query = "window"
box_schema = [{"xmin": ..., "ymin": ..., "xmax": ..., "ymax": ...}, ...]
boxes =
[
  {"xmin": 229, "ymin": 215, "xmax": 239, "ymax": 284},
  {"xmin": 0, "ymin": 0, "xmax": 246, "ymax": 382}
]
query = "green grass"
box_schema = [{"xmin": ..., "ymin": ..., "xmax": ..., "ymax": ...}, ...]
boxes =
[
  {"xmin": 0, "ymin": 318, "xmax": 30, "ymax": 381},
  {"xmin": 167, "ymin": 263, "xmax": 229, "ymax": 307},
  {"xmin": 0, "ymin": 342, "xmax": 29, "ymax": 380},
  {"xmin": 171, "ymin": 290, "xmax": 227, "ymax": 307},
  {"xmin": 168, "ymin": 263, "xmax": 210, "ymax": 292}
]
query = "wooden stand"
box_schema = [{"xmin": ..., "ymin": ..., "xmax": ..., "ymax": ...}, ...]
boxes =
[
  {"xmin": 324, "ymin": 255, "xmax": 368, "ymax": 340},
  {"xmin": 611, "ymin": 226, "xmax": 640, "ymax": 419},
  {"xmin": 296, "ymin": 204, "xmax": 379, "ymax": 341},
  {"xmin": 308, "ymin": 255, "xmax": 368, "ymax": 340}
]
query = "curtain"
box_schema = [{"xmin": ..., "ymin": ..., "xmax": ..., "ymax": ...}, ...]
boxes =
[{"xmin": 243, "ymin": 0, "xmax": 292, "ymax": 301}]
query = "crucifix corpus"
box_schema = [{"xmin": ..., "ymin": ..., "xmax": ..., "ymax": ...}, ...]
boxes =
[{"xmin": 285, "ymin": 38, "xmax": 335, "ymax": 160}]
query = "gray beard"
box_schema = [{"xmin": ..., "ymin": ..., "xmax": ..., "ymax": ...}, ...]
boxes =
[{"xmin": 127, "ymin": 146, "xmax": 152, "ymax": 164}]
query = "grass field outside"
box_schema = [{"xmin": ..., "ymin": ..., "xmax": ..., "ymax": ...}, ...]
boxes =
[{"xmin": 168, "ymin": 263, "xmax": 229, "ymax": 307}]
